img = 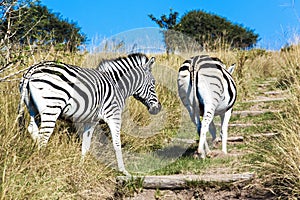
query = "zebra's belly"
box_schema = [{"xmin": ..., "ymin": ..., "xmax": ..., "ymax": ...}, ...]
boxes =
[
  {"xmin": 214, "ymin": 103, "xmax": 231, "ymax": 115},
  {"xmin": 59, "ymin": 97, "xmax": 101, "ymax": 123}
]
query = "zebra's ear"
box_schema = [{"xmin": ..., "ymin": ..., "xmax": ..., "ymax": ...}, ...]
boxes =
[
  {"xmin": 227, "ymin": 64, "xmax": 236, "ymax": 74},
  {"xmin": 144, "ymin": 57, "xmax": 156, "ymax": 71}
]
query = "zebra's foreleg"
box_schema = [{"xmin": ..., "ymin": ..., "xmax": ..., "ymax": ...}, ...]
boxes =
[
  {"xmin": 81, "ymin": 123, "xmax": 97, "ymax": 156},
  {"xmin": 107, "ymin": 119, "xmax": 130, "ymax": 176},
  {"xmin": 220, "ymin": 109, "xmax": 232, "ymax": 154}
]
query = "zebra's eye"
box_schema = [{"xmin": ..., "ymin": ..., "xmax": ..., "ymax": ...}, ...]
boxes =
[{"xmin": 151, "ymin": 79, "xmax": 155, "ymax": 85}]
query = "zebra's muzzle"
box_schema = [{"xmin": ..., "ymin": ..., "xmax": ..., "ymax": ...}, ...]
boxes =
[{"xmin": 148, "ymin": 102, "xmax": 161, "ymax": 115}]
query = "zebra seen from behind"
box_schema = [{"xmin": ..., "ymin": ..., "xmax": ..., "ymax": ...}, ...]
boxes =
[
  {"xmin": 177, "ymin": 55, "xmax": 237, "ymax": 158},
  {"xmin": 17, "ymin": 53, "xmax": 161, "ymax": 176}
]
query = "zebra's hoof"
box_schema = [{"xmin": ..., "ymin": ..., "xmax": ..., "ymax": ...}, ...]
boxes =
[
  {"xmin": 212, "ymin": 138, "xmax": 221, "ymax": 148},
  {"xmin": 193, "ymin": 151, "xmax": 206, "ymax": 159},
  {"xmin": 193, "ymin": 151, "xmax": 200, "ymax": 159},
  {"xmin": 122, "ymin": 170, "xmax": 131, "ymax": 177},
  {"xmin": 207, "ymin": 151, "xmax": 217, "ymax": 158}
]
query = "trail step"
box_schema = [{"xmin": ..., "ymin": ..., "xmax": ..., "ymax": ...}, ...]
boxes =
[
  {"xmin": 232, "ymin": 110, "xmax": 280, "ymax": 116},
  {"xmin": 228, "ymin": 123, "xmax": 255, "ymax": 127},
  {"xmin": 117, "ymin": 173, "xmax": 254, "ymax": 189},
  {"xmin": 173, "ymin": 132, "xmax": 278, "ymax": 144},
  {"xmin": 250, "ymin": 132, "xmax": 279, "ymax": 138},
  {"xmin": 263, "ymin": 90, "xmax": 287, "ymax": 96},
  {"xmin": 173, "ymin": 136, "xmax": 244, "ymax": 144},
  {"xmin": 243, "ymin": 97, "xmax": 286, "ymax": 103}
]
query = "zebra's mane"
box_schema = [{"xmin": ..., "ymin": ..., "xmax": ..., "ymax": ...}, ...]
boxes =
[{"xmin": 97, "ymin": 53, "xmax": 149, "ymax": 72}]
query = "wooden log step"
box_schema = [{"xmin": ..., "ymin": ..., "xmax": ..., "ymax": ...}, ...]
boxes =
[
  {"xmin": 215, "ymin": 123, "xmax": 257, "ymax": 128},
  {"xmin": 263, "ymin": 90, "xmax": 287, "ymax": 96},
  {"xmin": 117, "ymin": 173, "xmax": 254, "ymax": 189},
  {"xmin": 215, "ymin": 132, "xmax": 278, "ymax": 142},
  {"xmin": 250, "ymin": 132, "xmax": 279, "ymax": 138},
  {"xmin": 255, "ymin": 79, "xmax": 277, "ymax": 87},
  {"xmin": 232, "ymin": 110, "xmax": 280, "ymax": 116},
  {"xmin": 228, "ymin": 123, "xmax": 255, "ymax": 127},
  {"xmin": 172, "ymin": 136, "xmax": 244, "ymax": 144},
  {"xmin": 243, "ymin": 97, "xmax": 286, "ymax": 103},
  {"xmin": 214, "ymin": 136, "xmax": 244, "ymax": 143},
  {"xmin": 172, "ymin": 132, "xmax": 278, "ymax": 144}
]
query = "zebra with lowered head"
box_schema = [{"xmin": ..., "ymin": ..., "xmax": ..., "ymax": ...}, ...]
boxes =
[
  {"xmin": 17, "ymin": 53, "xmax": 162, "ymax": 176},
  {"xmin": 177, "ymin": 55, "xmax": 236, "ymax": 158}
]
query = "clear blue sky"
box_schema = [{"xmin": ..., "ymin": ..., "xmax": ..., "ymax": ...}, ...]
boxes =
[{"xmin": 41, "ymin": 0, "xmax": 300, "ymax": 50}]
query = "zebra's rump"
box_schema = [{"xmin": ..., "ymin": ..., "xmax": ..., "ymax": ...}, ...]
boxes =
[{"xmin": 178, "ymin": 55, "xmax": 237, "ymax": 116}]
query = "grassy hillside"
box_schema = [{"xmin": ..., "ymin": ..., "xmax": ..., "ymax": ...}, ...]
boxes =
[{"xmin": 0, "ymin": 45, "xmax": 299, "ymax": 199}]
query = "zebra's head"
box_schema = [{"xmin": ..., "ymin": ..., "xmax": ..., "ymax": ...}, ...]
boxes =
[{"xmin": 133, "ymin": 56, "xmax": 161, "ymax": 115}]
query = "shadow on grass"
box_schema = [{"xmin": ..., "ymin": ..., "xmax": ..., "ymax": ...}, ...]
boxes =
[{"xmin": 155, "ymin": 143, "xmax": 198, "ymax": 159}]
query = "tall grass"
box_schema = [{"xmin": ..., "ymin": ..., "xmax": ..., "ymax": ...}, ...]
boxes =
[
  {"xmin": 251, "ymin": 45, "xmax": 300, "ymax": 198},
  {"xmin": 253, "ymin": 94, "xmax": 300, "ymax": 198}
]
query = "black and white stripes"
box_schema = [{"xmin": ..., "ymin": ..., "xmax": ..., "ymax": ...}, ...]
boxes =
[
  {"xmin": 178, "ymin": 55, "xmax": 237, "ymax": 158},
  {"xmin": 18, "ymin": 53, "xmax": 161, "ymax": 175}
]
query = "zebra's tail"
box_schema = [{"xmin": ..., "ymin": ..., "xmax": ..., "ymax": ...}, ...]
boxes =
[{"xmin": 15, "ymin": 76, "xmax": 29, "ymax": 132}]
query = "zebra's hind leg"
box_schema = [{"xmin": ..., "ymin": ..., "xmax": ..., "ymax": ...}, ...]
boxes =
[
  {"xmin": 220, "ymin": 108, "xmax": 232, "ymax": 154},
  {"xmin": 28, "ymin": 115, "xmax": 39, "ymax": 142},
  {"xmin": 194, "ymin": 117, "xmax": 211, "ymax": 159},
  {"xmin": 37, "ymin": 112, "xmax": 60, "ymax": 149},
  {"xmin": 81, "ymin": 123, "xmax": 97, "ymax": 156},
  {"xmin": 198, "ymin": 111, "xmax": 214, "ymax": 159},
  {"xmin": 209, "ymin": 121, "xmax": 217, "ymax": 147},
  {"xmin": 25, "ymin": 98, "xmax": 40, "ymax": 142}
]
